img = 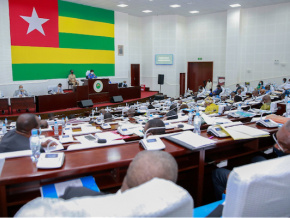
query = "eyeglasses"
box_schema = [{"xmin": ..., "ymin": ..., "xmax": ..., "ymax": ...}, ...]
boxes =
[{"xmin": 272, "ymin": 133, "xmax": 288, "ymax": 153}]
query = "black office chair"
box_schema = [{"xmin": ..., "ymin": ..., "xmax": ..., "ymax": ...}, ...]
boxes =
[{"xmin": 68, "ymin": 80, "xmax": 73, "ymax": 89}]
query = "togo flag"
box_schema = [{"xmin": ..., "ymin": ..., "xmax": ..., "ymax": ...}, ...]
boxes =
[{"xmin": 9, "ymin": 0, "xmax": 115, "ymax": 81}]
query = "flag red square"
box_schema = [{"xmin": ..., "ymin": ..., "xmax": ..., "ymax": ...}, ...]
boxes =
[{"xmin": 9, "ymin": 0, "xmax": 59, "ymax": 48}]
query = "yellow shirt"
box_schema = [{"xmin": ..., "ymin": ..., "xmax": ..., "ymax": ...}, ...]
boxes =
[
  {"xmin": 260, "ymin": 103, "xmax": 270, "ymax": 110},
  {"xmin": 205, "ymin": 103, "xmax": 219, "ymax": 114}
]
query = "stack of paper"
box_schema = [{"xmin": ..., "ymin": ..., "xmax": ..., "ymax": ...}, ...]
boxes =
[
  {"xmin": 201, "ymin": 114, "xmax": 232, "ymax": 125},
  {"xmin": 220, "ymin": 123, "xmax": 270, "ymax": 140},
  {"xmin": 164, "ymin": 131, "xmax": 215, "ymax": 150}
]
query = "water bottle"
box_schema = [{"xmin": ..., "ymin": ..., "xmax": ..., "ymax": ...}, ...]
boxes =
[
  {"xmin": 30, "ymin": 129, "xmax": 40, "ymax": 162},
  {"xmin": 4, "ymin": 118, "xmax": 7, "ymax": 125},
  {"xmin": 286, "ymin": 100, "xmax": 290, "ymax": 118},
  {"xmin": 193, "ymin": 112, "xmax": 201, "ymax": 135},
  {"xmin": 62, "ymin": 117, "xmax": 65, "ymax": 125},
  {"xmin": 54, "ymin": 121, "xmax": 59, "ymax": 135},
  {"xmin": 91, "ymin": 109, "xmax": 95, "ymax": 117},
  {"xmin": 100, "ymin": 113, "xmax": 104, "ymax": 123},
  {"xmin": 147, "ymin": 108, "xmax": 150, "ymax": 118},
  {"xmin": 65, "ymin": 116, "xmax": 69, "ymax": 123},
  {"xmin": 237, "ymin": 104, "xmax": 242, "ymax": 112},
  {"xmin": 285, "ymin": 95, "xmax": 288, "ymax": 104},
  {"xmin": 38, "ymin": 115, "xmax": 41, "ymax": 120},
  {"xmin": 188, "ymin": 111, "xmax": 193, "ymax": 125},
  {"xmin": 2, "ymin": 123, "xmax": 7, "ymax": 134}
]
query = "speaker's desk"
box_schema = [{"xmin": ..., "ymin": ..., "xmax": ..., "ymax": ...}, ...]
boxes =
[{"xmin": 0, "ymin": 123, "xmax": 277, "ymax": 216}]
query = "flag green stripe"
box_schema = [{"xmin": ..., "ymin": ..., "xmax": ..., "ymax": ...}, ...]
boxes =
[
  {"xmin": 58, "ymin": 0, "xmax": 114, "ymax": 24},
  {"xmin": 59, "ymin": 33, "xmax": 114, "ymax": 51},
  {"xmin": 12, "ymin": 64, "xmax": 115, "ymax": 81}
]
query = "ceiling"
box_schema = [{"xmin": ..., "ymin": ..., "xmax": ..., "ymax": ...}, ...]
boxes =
[{"xmin": 64, "ymin": 0, "xmax": 290, "ymax": 17}]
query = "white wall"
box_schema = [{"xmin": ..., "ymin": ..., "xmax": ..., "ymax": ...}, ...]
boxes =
[{"xmin": 186, "ymin": 12, "xmax": 227, "ymax": 86}]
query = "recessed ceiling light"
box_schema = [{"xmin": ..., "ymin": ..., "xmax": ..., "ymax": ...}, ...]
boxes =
[
  {"xmin": 189, "ymin": 10, "xmax": 199, "ymax": 14},
  {"xmin": 142, "ymin": 10, "xmax": 152, "ymax": 13},
  {"xmin": 117, "ymin": 4, "xmax": 128, "ymax": 7},
  {"xmin": 170, "ymin": 4, "xmax": 181, "ymax": 8},
  {"xmin": 230, "ymin": 4, "xmax": 241, "ymax": 7}
]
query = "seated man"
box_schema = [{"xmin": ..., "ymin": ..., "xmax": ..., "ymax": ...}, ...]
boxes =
[
  {"xmin": 252, "ymin": 90, "xmax": 259, "ymax": 99},
  {"xmin": 143, "ymin": 118, "xmax": 166, "ymax": 136},
  {"xmin": 165, "ymin": 104, "xmax": 178, "ymax": 120},
  {"xmin": 119, "ymin": 81, "xmax": 128, "ymax": 88},
  {"xmin": 87, "ymin": 70, "xmax": 97, "ymax": 79},
  {"xmin": 13, "ymin": 85, "xmax": 29, "ymax": 97},
  {"xmin": 213, "ymin": 85, "xmax": 222, "ymax": 96},
  {"xmin": 212, "ymin": 120, "xmax": 290, "ymax": 200},
  {"xmin": 260, "ymin": 95, "xmax": 271, "ymax": 110},
  {"xmin": 68, "ymin": 70, "xmax": 79, "ymax": 86},
  {"xmin": 265, "ymin": 85, "xmax": 271, "ymax": 94},
  {"xmin": 60, "ymin": 150, "xmax": 177, "ymax": 199},
  {"xmin": 125, "ymin": 108, "xmax": 136, "ymax": 119},
  {"xmin": 0, "ymin": 114, "xmax": 56, "ymax": 153},
  {"xmin": 52, "ymin": 83, "xmax": 64, "ymax": 94},
  {"xmin": 147, "ymin": 99, "xmax": 155, "ymax": 109},
  {"xmin": 204, "ymin": 97, "xmax": 219, "ymax": 114},
  {"xmin": 40, "ymin": 120, "xmax": 49, "ymax": 129},
  {"xmin": 235, "ymin": 84, "xmax": 242, "ymax": 93}
]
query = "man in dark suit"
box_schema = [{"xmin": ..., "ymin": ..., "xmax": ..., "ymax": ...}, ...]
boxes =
[
  {"xmin": 0, "ymin": 114, "xmax": 56, "ymax": 153},
  {"xmin": 119, "ymin": 81, "xmax": 128, "ymax": 88}
]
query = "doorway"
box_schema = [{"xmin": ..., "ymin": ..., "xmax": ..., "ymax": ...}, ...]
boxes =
[
  {"xmin": 187, "ymin": 62, "xmax": 213, "ymax": 92},
  {"xmin": 131, "ymin": 64, "xmax": 140, "ymax": 86}
]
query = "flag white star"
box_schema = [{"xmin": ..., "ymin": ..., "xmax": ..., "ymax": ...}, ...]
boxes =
[{"xmin": 20, "ymin": 7, "xmax": 49, "ymax": 35}]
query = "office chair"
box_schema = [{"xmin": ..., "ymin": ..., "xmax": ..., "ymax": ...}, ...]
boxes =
[{"xmin": 223, "ymin": 155, "xmax": 290, "ymax": 217}]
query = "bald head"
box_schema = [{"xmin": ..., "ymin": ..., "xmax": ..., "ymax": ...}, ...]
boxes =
[
  {"xmin": 276, "ymin": 120, "xmax": 290, "ymax": 153},
  {"xmin": 252, "ymin": 90, "xmax": 259, "ymax": 97},
  {"xmin": 121, "ymin": 151, "xmax": 178, "ymax": 192},
  {"xmin": 16, "ymin": 114, "xmax": 39, "ymax": 135},
  {"xmin": 125, "ymin": 108, "xmax": 135, "ymax": 118},
  {"xmin": 144, "ymin": 119, "xmax": 165, "ymax": 135}
]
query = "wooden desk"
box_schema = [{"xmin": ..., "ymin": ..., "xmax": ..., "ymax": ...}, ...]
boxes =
[
  {"xmin": 0, "ymin": 123, "xmax": 277, "ymax": 216},
  {"xmin": 0, "ymin": 98, "xmax": 9, "ymax": 114},
  {"xmin": 36, "ymin": 93, "xmax": 77, "ymax": 112},
  {"xmin": 10, "ymin": 97, "xmax": 35, "ymax": 114}
]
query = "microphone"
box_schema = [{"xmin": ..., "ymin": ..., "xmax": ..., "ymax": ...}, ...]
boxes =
[{"xmin": 143, "ymin": 127, "xmax": 166, "ymax": 140}]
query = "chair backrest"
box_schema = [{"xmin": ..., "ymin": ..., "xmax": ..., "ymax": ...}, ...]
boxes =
[
  {"xmin": 223, "ymin": 155, "xmax": 290, "ymax": 217},
  {"xmin": 16, "ymin": 178, "xmax": 193, "ymax": 217}
]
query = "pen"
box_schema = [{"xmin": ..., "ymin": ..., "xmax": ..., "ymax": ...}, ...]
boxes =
[{"xmin": 209, "ymin": 136, "xmax": 214, "ymax": 139}]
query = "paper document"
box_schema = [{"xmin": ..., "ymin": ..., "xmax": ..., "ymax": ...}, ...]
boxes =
[
  {"xmin": 0, "ymin": 150, "xmax": 32, "ymax": 159},
  {"xmin": 201, "ymin": 114, "xmax": 232, "ymax": 125},
  {"xmin": 67, "ymin": 140, "xmax": 126, "ymax": 151},
  {"xmin": 165, "ymin": 131, "xmax": 215, "ymax": 150},
  {"xmin": 220, "ymin": 123, "xmax": 269, "ymax": 140},
  {"xmin": 0, "ymin": 158, "xmax": 5, "ymax": 175}
]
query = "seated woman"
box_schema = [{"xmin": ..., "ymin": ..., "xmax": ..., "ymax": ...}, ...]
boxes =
[
  {"xmin": 257, "ymin": 80, "xmax": 265, "ymax": 90},
  {"xmin": 204, "ymin": 97, "xmax": 219, "ymax": 114},
  {"xmin": 260, "ymin": 95, "xmax": 271, "ymax": 110}
]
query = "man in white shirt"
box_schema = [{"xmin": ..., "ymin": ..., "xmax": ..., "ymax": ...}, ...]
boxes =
[
  {"xmin": 13, "ymin": 85, "xmax": 29, "ymax": 97},
  {"xmin": 52, "ymin": 83, "xmax": 64, "ymax": 94}
]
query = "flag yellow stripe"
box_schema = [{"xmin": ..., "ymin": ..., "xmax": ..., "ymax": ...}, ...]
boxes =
[
  {"xmin": 11, "ymin": 46, "xmax": 115, "ymax": 64},
  {"xmin": 59, "ymin": 16, "xmax": 114, "ymax": 38}
]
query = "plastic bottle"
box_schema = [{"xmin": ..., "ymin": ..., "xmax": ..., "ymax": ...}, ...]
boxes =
[
  {"xmin": 38, "ymin": 115, "xmax": 41, "ymax": 120},
  {"xmin": 62, "ymin": 117, "xmax": 65, "ymax": 125},
  {"xmin": 2, "ymin": 123, "xmax": 7, "ymax": 134},
  {"xmin": 286, "ymin": 100, "xmax": 290, "ymax": 118},
  {"xmin": 147, "ymin": 108, "xmax": 150, "ymax": 118},
  {"xmin": 30, "ymin": 129, "xmax": 40, "ymax": 162},
  {"xmin": 54, "ymin": 121, "xmax": 59, "ymax": 135},
  {"xmin": 193, "ymin": 112, "xmax": 201, "ymax": 135},
  {"xmin": 65, "ymin": 116, "xmax": 69, "ymax": 123},
  {"xmin": 100, "ymin": 113, "xmax": 104, "ymax": 123},
  {"xmin": 237, "ymin": 104, "xmax": 242, "ymax": 112},
  {"xmin": 188, "ymin": 111, "xmax": 193, "ymax": 125},
  {"xmin": 4, "ymin": 118, "xmax": 7, "ymax": 125}
]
